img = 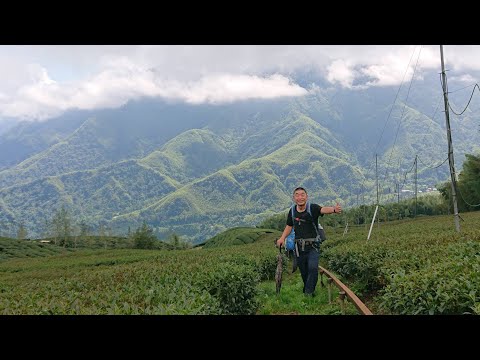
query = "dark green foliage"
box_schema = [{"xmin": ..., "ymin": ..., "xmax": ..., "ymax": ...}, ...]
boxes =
[
  {"xmin": 255, "ymin": 253, "xmax": 287, "ymax": 281},
  {"xmin": 168, "ymin": 233, "xmax": 180, "ymax": 247},
  {"xmin": 51, "ymin": 206, "xmax": 72, "ymax": 247},
  {"xmin": 202, "ymin": 227, "xmax": 280, "ymax": 249},
  {"xmin": 321, "ymin": 211, "xmax": 480, "ymax": 314},
  {"xmin": 133, "ymin": 222, "xmax": 157, "ymax": 249},
  {"xmin": 379, "ymin": 241, "xmax": 480, "ymax": 314},
  {"xmin": 200, "ymin": 262, "xmax": 260, "ymax": 315},
  {"xmin": 0, "ymin": 230, "xmax": 279, "ymax": 314},
  {"xmin": 0, "ymin": 237, "xmax": 73, "ymax": 261},
  {"xmin": 460, "ymin": 154, "xmax": 480, "ymax": 200},
  {"xmin": 257, "ymin": 213, "xmax": 287, "ymax": 232},
  {"xmin": 166, "ymin": 233, "xmax": 191, "ymax": 249},
  {"xmin": 440, "ymin": 153, "xmax": 480, "ymax": 212}
]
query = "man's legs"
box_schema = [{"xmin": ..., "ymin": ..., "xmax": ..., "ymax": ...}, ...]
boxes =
[
  {"xmin": 297, "ymin": 246, "xmax": 320, "ymax": 294},
  {"xmin": 297, "ymin": 251, "xmax": 308, "ymax": 293},
  {"xmin": 304, "ymin": 248, "xmax": 320, "ymax": 295}
]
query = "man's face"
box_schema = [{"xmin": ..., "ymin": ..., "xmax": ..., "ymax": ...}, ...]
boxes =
[{"xmin": 293, "ymin": 190, "xmax": 308, "ymax": 206}]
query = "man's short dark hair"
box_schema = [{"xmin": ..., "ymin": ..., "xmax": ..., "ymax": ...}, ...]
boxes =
[{"xmin": 293, "ymin": 187, "xmax": 307, "ymax": 194}]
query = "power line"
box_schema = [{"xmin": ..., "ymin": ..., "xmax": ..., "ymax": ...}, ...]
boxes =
[
  {"xmin": 399, "ymin": 157, "xmax": 416, "ymax": 192},
  {"xmin": 456, "ymin": 186, "xmax": 480, "ymax": 207},
  {"xmin": 390, "ymin": 154, "xmax": 447, "ymax": 207},
  {"xmin": 430, "ymin": 95, "xmax": 442, "ymax": 121},
  {"xmin": 448, "ymin": 83, "xmax": 476, "ymax": 94},
  {"xmin": 380, "ymin": 46, "xmax": 423, "ymax": 204},
  {"xmin": 445, "ymin": 81, "xmax": 480, "ymax": 116},
  {"xmin": 394, "ymin": 156, "xmax": 403, "ymax": 199},
  {"xmin": 371, "ymin": 48, "xmax": 419, "ymax": 166},
  {"xmin": 357, "ymin": 46, "xmax": 420, "ymax": 206},
  {"xmin": 435, "ymin": 69, "xmax": 480, "ymax": 212},
  {"xmin": 416, "ymin": 156, "xmax": 449, "ymax": 170}
]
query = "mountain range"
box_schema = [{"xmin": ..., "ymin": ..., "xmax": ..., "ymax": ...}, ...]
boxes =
[{"xmin": 1, "ymin": 69, "xmax": 479, "ymax": 243}]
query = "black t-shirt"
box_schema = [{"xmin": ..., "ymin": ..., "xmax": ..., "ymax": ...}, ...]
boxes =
[{"xmin": 286, "ymin": 203, "xmax": 323, "ymax": 239}]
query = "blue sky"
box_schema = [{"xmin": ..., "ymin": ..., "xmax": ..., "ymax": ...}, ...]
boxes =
[{"xmin": 0, "ymin": 45, "xmax": 479, "ymax": 121}]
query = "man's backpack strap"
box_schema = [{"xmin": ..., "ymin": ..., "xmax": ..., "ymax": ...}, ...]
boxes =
[
  {"xmin": 293, "ymin": 201, "xmax": 325, "ymax": 239},
  {"xmin": 307, "ymin": 201, "xmax": 326, "ymax": 241}
]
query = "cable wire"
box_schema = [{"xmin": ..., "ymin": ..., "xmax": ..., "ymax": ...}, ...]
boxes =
[
  {"xmin": 380, "ymin": 46, "xmax": 423, "ymax": 204},
  {"xmin": 440, "ymin": 71, "xmax": 480, "ymax": 116},
  {"xmin": 357, "ymin": 46, "xmax": 420, "ymax": 206},
  {"xmin": 456, "ymin": 185, "xmax": 480, "ymax": 207},
  {"xmin": 416, "ymin": 156, "xmax": 449, "ymax": 169}
]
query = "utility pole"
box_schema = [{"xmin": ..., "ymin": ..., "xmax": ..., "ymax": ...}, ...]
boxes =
[
  {"xmin": 397, "ymin": 183, "xmax": 400, "ymax": 204},
  {"xmin": 440, "ymin": 45, "xmax": 460, "ymax": 232},
  {"xmin": 376, "ymin": 154, "xmax": 380, "ymax": 227},
  {"xmin": 362, "ymin": 184, "xmax": 366, "ymax": 230},
  {"xmin": 397, "ymin": 183, "xmax": 401, "ymax": 220},
  {"xmin": 376, "ymin": 154, "xmax": 379, "ymax": 206},
  {"xmin": 414, "ymin": 155, "xmax": 417, "ymax": 218}
]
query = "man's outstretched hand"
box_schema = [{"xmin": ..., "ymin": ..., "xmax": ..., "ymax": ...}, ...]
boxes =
[{"xmin": 334, "ymin": 202, "xmax": 342, "ymax": 214}]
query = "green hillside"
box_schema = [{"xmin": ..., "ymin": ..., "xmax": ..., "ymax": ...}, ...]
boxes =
[
  {"xmin": 202, "ymin": 227, "xmax": 280, "ymax": 248},
  {"xmin": 3, "ymin": 211, "xmax": 479, "ymax": 315},
  {"xmin": 1, "ymin": 81, "xmax": 479, "ymax": 243},
  {"xmin": 0, "ymin": 237, "xmax": 74, "ymax": 261},
  {"xmin": 113, "ymin": 123, "xmax": 365, "ymax": 243},
  {"xmin": 0, "ymin": 112, "xmax": 87, "ymax": 170},
  {"xmin": 0, "ymin": 104, "xmax": 364, "ymax": 242},
  {"xmin": 0, "ymin": 160, "xmax": 178, "ymax": 231},
  {"xmin": 140, "ymin": 129, "xmax": 232, "ymax": 184},
  {"xmin": 0, "ymin": 99, "xmax": 218, "ymax": 188}
]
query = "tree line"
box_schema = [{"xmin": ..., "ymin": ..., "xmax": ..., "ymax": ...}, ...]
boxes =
[
  {"xmin": 438, "ymin": 153, "xmax": 480, "ymax": 213},
  {"xmin": 1, "ymin": 206, "xmax": 190, "ymax": 250},
  {"xmin": 258, "ymin": 153, "xmax": 480, "ymax": 231}
]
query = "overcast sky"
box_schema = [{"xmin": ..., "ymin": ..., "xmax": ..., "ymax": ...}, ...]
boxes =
[{"xmin": 1, "ymin": 45, "xmax": 479, "ymax": 121}]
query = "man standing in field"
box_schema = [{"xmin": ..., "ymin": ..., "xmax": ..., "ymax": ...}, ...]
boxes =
[{"xmin": 276, "ymin": 187, "xmax": 341, "ymax": 296}]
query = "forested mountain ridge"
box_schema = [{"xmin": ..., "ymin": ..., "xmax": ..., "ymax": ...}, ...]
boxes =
[{"xmin": 1, "ymin": 70, "xmax": 479, "ymax": 243}]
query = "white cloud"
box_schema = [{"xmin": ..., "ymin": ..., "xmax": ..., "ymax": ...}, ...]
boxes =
[
  {"xmin": 1, "ymin": 45, "xmax": 480, "ymax": 121},
  {"xmin": 170, "ymin": 73, "xmax": 308, "ymax": 104},
  {"xmin": 326, "ymin": 59, "xmax": 356, "ymax": 88},
  {"xmin": 324, "ymin": 46, "xmax": 439, "ymax": 88},
  {"xmin": 0, "ymin": 59, "xmax": 307, "ymax": 120}
]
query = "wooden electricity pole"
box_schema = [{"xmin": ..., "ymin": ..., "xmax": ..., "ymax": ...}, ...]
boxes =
[{"xmin": 440, "ymin": 45, "xmax": 460, "ymax": 232}]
